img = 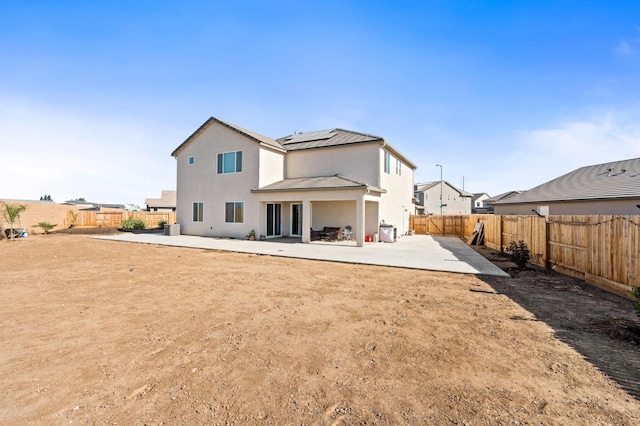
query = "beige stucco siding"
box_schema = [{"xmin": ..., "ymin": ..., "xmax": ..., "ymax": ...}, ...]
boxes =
[
  {"xmin": 379, "ymin": 148, "xmax": 415, "ymax": 236},
  {"xmin": 419, "ymin": 184, "xmax": 471, "ymax": 215},
  {"xmin": 252, "ymin": 189, "xmax": 382, "ymax": 242},
  {"xmin": 365, "ymin": 200, "xmax": 380, "ymax": 237},
  {"xmin": 175, "ymin": 122, "xmax": 261, "ymax": 238},
  {"xmin": 285, "ymin": 143, "xmax": 379, "ymax": 185},
  {"xmin": 259, "ymin": 147, "xmax": 285, "ymax": 187},
  {"xmin": 174, "ymin": 120, "xmax": 418, "ymax": 244},
  {"xmin": 311, "ymin": 201, "xmax": 353, "ymax": 230}
]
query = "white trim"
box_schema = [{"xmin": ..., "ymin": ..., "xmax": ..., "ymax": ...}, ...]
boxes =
[{"xmin": 290, "ymin": 203, "xmax": 302, "ymax": 237}]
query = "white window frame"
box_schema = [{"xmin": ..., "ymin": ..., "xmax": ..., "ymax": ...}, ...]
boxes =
[
  {"xmin": 217, "ymin": 151, "xmax": 243, "ymax": 174},
  {"xmin": 193, "ymin": 202, "xmax": 203, "ymax": 222},
  {"xmin": 225, "ymin": 201, "xmax": 244, "ymax": 223},
  {"xmin": 384, "ymin": 151, "xmax": 391, "ymax": 174}
]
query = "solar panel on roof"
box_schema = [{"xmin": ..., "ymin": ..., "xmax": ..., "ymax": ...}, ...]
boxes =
[{"xmin": 283, "ymin": 129, "xmax": 336, "ymax": 144}]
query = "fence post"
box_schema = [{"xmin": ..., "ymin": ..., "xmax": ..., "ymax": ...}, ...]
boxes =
[
  {"xmin": 498, "ymin": 215, "xmax": 503, "ymax": 253},
  {"xmin": 544, "ymin": 217, "xmax": 550, "ymax": 269}
]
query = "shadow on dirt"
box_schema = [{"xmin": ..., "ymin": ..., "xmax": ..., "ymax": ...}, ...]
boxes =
[{"xmin": 474, "ymin": 246, "xmax": 640, "ymax": 401}]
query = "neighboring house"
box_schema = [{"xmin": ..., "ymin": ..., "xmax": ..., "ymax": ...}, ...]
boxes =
[
  {"xmin": 492, "ymin": 157, "xmax": 640, "ymax": 215},
  {"xmin": 482, "ymin": 191, "xmax": 523, "ymax": 213},
  {"xmin": 471, "ymin": 192, "xmax": 491, "ymax": 214},
  {"xmin": 64, "ymin": 199, "xmax": 100, "ymax": 209},
  {"xmin": 171, "ymin": 117, "xmax": 417, "ymax": 246},
  {"xmin": 414, "ymin": 181, "xmax": 472, "ymax": 215},
  {"xmin": 63, "ymin": 199, "xmax": 141, "ymax": 211},
  {"xmin": 145, "ymin": 190, "xmax": 177, "ymax": 212}
]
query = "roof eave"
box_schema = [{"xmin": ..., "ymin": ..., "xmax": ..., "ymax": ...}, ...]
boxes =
[
  {"xmin": 171, "ymin": 117, "xmax": 286, "ymax": 157},
  {"xmin": 171, "ymin": 117, "xmax": 216, "ymax": 157},
  {"xmin": 382, "ymin": 141, "xmax": 417, "ymax": 170},
  {"xmin": 494, "ymin": 195, "xmax": 640, "ymax": 205},
  {"xmin": 251, "ymin": 186, "xmax": 386, "ymax": 194}
]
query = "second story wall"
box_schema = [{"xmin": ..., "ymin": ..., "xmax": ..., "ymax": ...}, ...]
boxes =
[
  {"xmin": 259, "ymin": 147, "xmax": 285, "ymax": 187},
  {"xmin": 379, "ymin": 146, "xmax": 416, "ymax": 235},
  {"xmin": 175, "ymin": 122, "xmax": 264, "ymax": 237},
  {"xmin": 420, "ymin": 183, "xmax": 472, "ymax": 215},
  {"xmin": 285, "ymin": 143, "xmax": 380, "ymax": 186}
]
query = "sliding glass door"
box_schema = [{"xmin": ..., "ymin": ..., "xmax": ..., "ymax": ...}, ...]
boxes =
[
  {"xmin": 266, "ymin": 203, "xmax": 281, "ymax": 237},
  {"xmin": 291, "ymin": 204, "xmax": 302, "ymax": 236}
]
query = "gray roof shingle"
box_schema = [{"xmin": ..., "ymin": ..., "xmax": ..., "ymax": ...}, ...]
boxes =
[
  {"xmin": 252, "ymin": 175, "xmax": 386, "ymax": 193},
  {"xmin": 414, "ymin": 181, "xmax": 473, "ymax": 197},
  {"xmin": 277, "ymin": 128, "xmax": 417, "ymax": 169},
  {"xmin": 172, "ymin": 118, "xmax": 416, "ymax": 170},
  {"xmin": 493, "ymin": 157, "xmax": 640, "ymax": 204},
  {"xmin": 172, "ymin": 117, "xmax": 285, "ymax": 157},
  {"xmin": 277, "ymin": 129, "xmax": 382, "ymax": 150},
  {"xmin": 484, "ymin": 191, "xmax": 524, "ymax": 204}
]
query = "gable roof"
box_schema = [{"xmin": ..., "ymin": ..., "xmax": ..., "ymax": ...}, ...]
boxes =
[
  {"xmin": 251, "ymin": 175, "xmax": 386, "ymax": 194},
  {"xmin": 171, "ymin": 117, "xmax": 286, "ymax": 157},
  {"xmin": 172, "ymin": 117, "xmax": 417, "ymax": 169},
  {"xmin": 414, "ymin": 181, "xmax": 439, "ymax": 192},
  {"xmin": 277, "ymin": 129, "xmax": 382, "ymax": 150},
  {"xmin": 493, "ymin": 157, "xmax": 640, "ymax": 205},
  {"xmin": 472, "ymin": 193, "xmax": 490, "ymax": 201},
  {"xmin": 278, "ymin": 128, "xmax": 417, "ymax": 170},
  {"xmin": 484, "ymin": 191, "xmax": 524, "ymax": 204},
  {"xmin": 414, "ymin": 181, "xmax": 473, "ymax": 197}
]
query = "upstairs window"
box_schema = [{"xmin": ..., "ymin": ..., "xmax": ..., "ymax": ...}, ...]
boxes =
[
  {"xmin": 396, "ymin": 159, "xmax": 402, "ymax": 175},
  {"xmin": 217, "ymin": 151, "xmax": 243, "ymax": 174},
  {"xmin": 384, "ymin": 151, "xmax": 391, "ymax": 174},
  {"xmin": 188, "ymin": 156, "xmax": 194, "ymax": 165}
]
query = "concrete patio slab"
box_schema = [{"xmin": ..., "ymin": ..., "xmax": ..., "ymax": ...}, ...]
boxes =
[{"xmin": 96, "ymin": 233, "xmax": 508, "ymax": 277}]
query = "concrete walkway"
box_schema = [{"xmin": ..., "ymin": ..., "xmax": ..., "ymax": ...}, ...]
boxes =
[{"xmin": 96, "ymin": 233, "xmax": 508, "ymax": 277}]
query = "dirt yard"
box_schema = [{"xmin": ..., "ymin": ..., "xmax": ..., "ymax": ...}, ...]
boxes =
[{"xmin": 1, "ymin": 233, "xmax": 639, "ymax": 425}]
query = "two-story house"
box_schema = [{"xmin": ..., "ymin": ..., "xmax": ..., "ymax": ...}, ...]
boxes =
[
  {"xmin": 414, "ymin": 181, "xmax": 472, "ymax": 215},
  {"xmin": 171, "ymin": 117, "xmax": 417, "ymax": 247}
]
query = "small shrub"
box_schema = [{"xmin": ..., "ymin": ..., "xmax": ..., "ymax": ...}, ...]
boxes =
[
  {"xmin": 631, "ymin": 287, "xmax": 640, "ymax": 318},
  {"xmin": 505, "ymin": 240, "xmax": 531, "ymax": 270},
  {"xmin": 157, "ymin": 220, "xmax": 167, "ymax": 229},
  {"xmin": 36, "ymin": 222, "xmax": 57, "ymax": 234},
  {"xmin": 68, "ymin": 210, "xmax": 78, "ymax": 227},
  {"xmin": 121, "ymin": 218, "xmax": 146, "ymax": 230}
]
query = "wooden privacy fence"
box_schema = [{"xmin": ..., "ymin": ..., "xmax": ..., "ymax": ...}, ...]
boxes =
[
  {"xmin": 410, "ymin": 215, "xmax": 467, "ymax": 236},
  {"xmin": 68, "ymin": 210, "xmax": 176, "ymax": 229},
  {"xmin": 410, "ymin": 214, "xmax": 640, "ymax": 299}
]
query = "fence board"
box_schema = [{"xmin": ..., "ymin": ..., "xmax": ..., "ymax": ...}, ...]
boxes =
[
  {"xmin": 68, "ymin": 210, "xmax": 176, "ymax": 229},
  {"xmin": 409, "ymin": 214, "xmax": 639, "ymax": 299}
]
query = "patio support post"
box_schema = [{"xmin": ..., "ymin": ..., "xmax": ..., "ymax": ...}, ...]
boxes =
[
  {"xmin": 301, "ymin": 199, "xmax": 312, "ymax": 243},
  {"xmin": 356, "ymin": 195, "xmax": 365, "ymax": 247}
]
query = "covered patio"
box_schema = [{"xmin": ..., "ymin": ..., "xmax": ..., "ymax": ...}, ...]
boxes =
[{"xmin": 251, "ymin": 176, "xmax": 386, "ymax": 247}]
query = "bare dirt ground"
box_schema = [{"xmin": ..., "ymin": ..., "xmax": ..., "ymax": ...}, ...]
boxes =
[{"xmin": 1, "ymin": 233, "xmax": 639, "ymax": 425}]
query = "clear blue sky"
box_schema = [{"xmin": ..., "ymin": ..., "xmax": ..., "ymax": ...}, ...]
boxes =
[{"xmin": 2, "ymin": 1, "xmax": 640, "ymax": 205}]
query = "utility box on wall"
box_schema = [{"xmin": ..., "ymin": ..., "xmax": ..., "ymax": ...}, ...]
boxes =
[{"xmin": 164, "ymin": 223, "xmax": 180, "ymax": 236}]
